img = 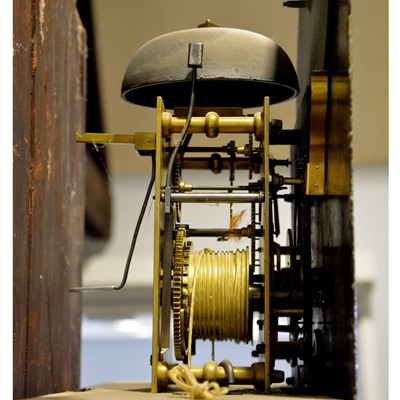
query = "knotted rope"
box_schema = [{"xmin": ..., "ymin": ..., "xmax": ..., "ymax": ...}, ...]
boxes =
[{"xmin": 168, "ymin": 365, "xmax": 229, "ymax": 400}]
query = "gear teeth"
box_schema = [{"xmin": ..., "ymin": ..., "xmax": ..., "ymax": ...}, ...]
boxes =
[
  {"xmin": 248, "ymin": 133, "xmax": 254, "ymax": 180},
  {"xmin": 173, "ymin": 155, "xmax": 182, "ymax": 222},
  {"xmin": 172, "ymin": 227, "xmax": 188, "ymax": 360}
]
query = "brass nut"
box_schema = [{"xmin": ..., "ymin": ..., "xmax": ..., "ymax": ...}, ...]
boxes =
[
  {"xmin": 203, "ymin": 361, "xmax": 219, "ymax": 382},
  {"xmin": 162, "ymin": 112, "xmax": 172, "ymax": 137},
  {"xmin": 254, "ymin": 112, "xmax": 264, "ymax": 139},
  {"xmin": 157, "ymin": 361, "xmax": 169, "ymax": 389},
  {"xmin": 205, "ymin": 111, "xmax": 219, "ymax": 138}
]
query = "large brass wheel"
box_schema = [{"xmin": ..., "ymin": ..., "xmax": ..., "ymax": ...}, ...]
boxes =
[{"xmin": 172, "ymin": 227, "xmax": 191, "ymax": 360}]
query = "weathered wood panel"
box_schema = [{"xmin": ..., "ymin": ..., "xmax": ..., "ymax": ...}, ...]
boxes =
[
  {"xmin": 77, "ymin": 0, "xmax": 111, "ymax": 240},
  {"xmin": 13, "ymin": 0, "xmax": 86, "ymax": 398},
  {"xmin": 13, "ymin": 0, "xmax": 33, "ymax": 397}
]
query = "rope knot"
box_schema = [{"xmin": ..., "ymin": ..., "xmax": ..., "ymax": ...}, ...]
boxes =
[{"xmin": 168, "ymin": 365, "xmax": 229, "ymax": 399}]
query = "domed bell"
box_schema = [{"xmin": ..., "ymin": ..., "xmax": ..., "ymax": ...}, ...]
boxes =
[{"xmin": 121, "ymin": 25, "xmax": 299, "ymax": 109}]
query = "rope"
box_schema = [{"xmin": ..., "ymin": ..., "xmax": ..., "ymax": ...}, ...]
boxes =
[
  {"xmin": 168, "ymin": 365, "xmax": 229, "ymax": 400},
  {"xmin": 171, "ymin": 247, "xmax": 249, "ymax": 398},
  {"xmin": 188, "ymin": 248, "xmax": 249, "ymax": 343},
  {"xmin": 188, "ymin": 249, "xmax": 211, "ymax": 368}
]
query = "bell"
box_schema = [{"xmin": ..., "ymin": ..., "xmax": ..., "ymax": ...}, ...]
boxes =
[{"xmin": 121, "ymin": 26, "xmax": 299, "ymax": 109}]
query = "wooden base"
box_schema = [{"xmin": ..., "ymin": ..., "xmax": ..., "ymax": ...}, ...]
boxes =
[{"xmin": 24, "ymin": 382, "xmax": 342, "ymax": 399}]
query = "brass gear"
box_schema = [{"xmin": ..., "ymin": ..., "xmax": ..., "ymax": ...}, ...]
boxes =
[
  {"xmin": 172, "ymin": 227, "xmax": 191, "ymax": 360},
  {"xmin": 173, "ymin": 155, "xmax": 182, "ymax": 222},
  {"xmin": 248, "ymin": 133, "xmax": 254, "ymax": 180}
]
